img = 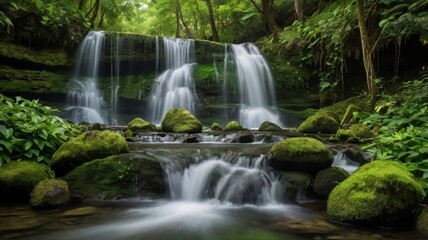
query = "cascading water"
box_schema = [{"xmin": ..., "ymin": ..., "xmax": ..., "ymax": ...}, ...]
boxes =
[
  {"xmin": 230, "ymin": 43, "xmax": 284, "ymax": 129},
  {"xmin": 148, "ymin": 37, "xmax": 197, "ymax": 124},
  {"xmin": 65, "ymin": 31, "xmax": 107, "ymax": 124}
]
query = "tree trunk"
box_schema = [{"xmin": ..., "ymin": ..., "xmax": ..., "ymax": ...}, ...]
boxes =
[
  {"xmin": 89, "ymin": 0, "xmax": 100, "ymax": 27},
  {"xmin": 175, "ymin": 3, "xmax": 181, "ymax": 38},
  {"xmin": 204, "ymin": 0, "xmax": 219, "ymax": 42},
  {"xmin": 294, "ymin": 0, "xmax": 304, "ymax": 21},
  {"xmin": 356, "ymin": 0, "xmax": 377, "ymax": 110},
  {"xmin": 249, "ymin": 0, "xmax": 281, "ymax": 37}
]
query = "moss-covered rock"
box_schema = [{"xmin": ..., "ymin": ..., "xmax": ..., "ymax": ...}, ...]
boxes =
[
  {"xmin": 269, "ymin": 137, "xmax": 333, "ymax": 174},
  {"xmin": 343, "ymin": 147, "xmax": 370, "ymax": 165},
  {"xmin": 30, "ymin": 179, "xmax": 70, "ymax": 208},
  {"xmin": 161, "ymin": 108, "xmax": 202, "ymax": 134},
  {"xmin": 127, "ymin": 118, "xmax": 156, "ymax": 132},
  {"xmin": 51, "ymin": 130, "xmax": 129, "ymax": 176},
  {"xmin": 320, "ymin": 110, "xmax": 340, "ymax": 124},
  {"xmin": 298, "ymin": 113, "xmax": 339, "ymax": 134},
  {"xmin": 327, "ymin": 160, "xmax": 425, "ymax": 226},
  {"xmin": 417, "ymin": 207, "xmax": 428, "ymax": 236},
  {"xmin": 313, "ymin": 167, "xmax": 349, "ymax": 198},
  {"xmin": 0, "ymin": 161, "xmax": 54, "ymax": 200},
  {"xmin": 349, "ymin": 123, "xmax": 373, "ymax": 139},
  {"xmin": 278, "ymin": 171, "xmax": 314, "ymax": 202},
  {"xmin": 64, "ymin": 153, "xmax": 166, "ymax": 199},
  {"xmin": 340, "ymin": 104, "xmax": 362, "ymax": 126},
  {"xmin": 224, "ymin": 120, "xmax": 245, "ymax": 131},
  {"xmin": 210, "ymin": 122, "xmax": 224, "ymax": 131},
  {"xmin": 258, "ymin": 121, "xmax": 282, "ymax": 131},
  {"xmin": 334, "ymin": 129, "xmax": 352, "ymax": 142}
]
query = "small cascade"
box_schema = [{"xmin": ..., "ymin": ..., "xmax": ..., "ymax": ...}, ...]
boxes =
[
  {"xmin": 332, "ymin": 152, "xmax": 360, "ymax": 173},
  {"xmin": 148, "ymin": 37, "xmax": 197, "ymax": 124},
  {"xmin": 65, "ymin": 31, "xmax": 107, "ymax": 124},
  {"xmin": 230, "ymin": 43, "xmax": 284, "ymax": 129}
]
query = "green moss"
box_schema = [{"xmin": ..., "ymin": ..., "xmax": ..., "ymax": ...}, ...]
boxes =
[
  {"xmin": 124, "ymin": 129, "xmax": 134, "ymax": 138},
  {"xmin": 30, "ymin": 179, "xmax": 70, "ymax": 208},
  {"xmin": 161, "ymin": 108, "xmax": 202, "ymax": 133},
  {"xmin": 298, "ymin": 113, "xmax": 339, "ymax": 134},
  {"xmin": 258, "ymin": 121, "xmax": 282, "ymax": 131},
  {"xmin": 340, "ymin": 104, "xmax": 362, "ymax": 126},
  {"xmin": 64, "ymin": 153, "xmax": 166, "ymax": 199},
  {"xmin": 224, "ymin": 120, "xmax": 245, "ymax": 131},
  {"xmin": 321, "ymin": 96, "xmax": 372, "ymax": 120},
  {"xmin": 210, "ymin": 122, "xmax": 224, "ymax": 131},
  {"xmin": 192, "ymin": 64, "xmax": 217, "ymax": 85},
  {"xmin": 334, "ymin": 129, "xmax": 352, "ymax": 142},
  {"xmin": 327, "ymin": 160, "xmax": 425, "ymax": 225},
  {"xmin": 51, "ymin": 130, "xmax": 129, "ymax": 176},
  {"xmin": 313, "ymin": 167, "xmax": 349, "ymax": 198},
  {"xmin": 269, "ymin": 137, "xmax": 333, "ymax": 174},
  {"xmin": 320, "ymin": 110, "xmax": 340, "ymax": 123},
  {"xmin": 0, "ymin": 161, "xmax": 55, "ymax": 200},
  {"xmin": 127, "ymin": 118, "xmax": 156, "ymax": 132},
  {"xmin": 350, "ymin": 123, "xmax": 373, "ymax": 139},
  {"xmin": 417, "ymin": 208, "xmax": 428, "ymax": 236}
]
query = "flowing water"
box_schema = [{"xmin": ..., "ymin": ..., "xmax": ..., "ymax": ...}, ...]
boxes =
[
  {"xmin": 65, "ymin": 31, "xmax": 108, "ymax": 124},
  {"xmin": 148, "ymin": 37, "xmax": 197, "ymax": 124}
]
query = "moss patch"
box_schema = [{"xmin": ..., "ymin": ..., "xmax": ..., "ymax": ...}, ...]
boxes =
[
  {"xmin": 161, "ymin": 108, "xmax": 202, "ymax": 133},
  {"xmin": 327, "ymin": 160, "xmax": 425, "ymax": 225},
  {"xmin": 210, "ymin": 122, "xmax": 224, "ymax": 131},
  {"xmin": 64, "ymin": 153, "xmax": 166, "ymax": 199},
  {"xmin": 258, "ymin": 121, "xmax": 282, "ymax": 131},
  {"xmin": 269, "ymin": 137, "xmax": 333, "ymax": 174},
  {"xmin": 51, "ymin": 130, "xmax": 129, "ymax": 176},
  {"xmin": 30, "ymin": 179, "xmax": 70, "ymax": 208},
  {"xmin": 350, "ymin": 123, "xmax": 373, "ymax": 139},
  {"xmin": 0, "ymin": 161, "xmax": 54, "ymax": 200},
  {"xmin": 127, "ymin": 118, "xmax": 156, "ymax": 132},
  {"xmin": 340, "ymin": 104, "xmax": 362, "ymax": 126},
  {"xmin": 298, "ymin": 113, "xmax": 339, "ymax": 134},
  {"xmin": 224, "ymin": 120, "xmax": 245, "ymax": 131}
]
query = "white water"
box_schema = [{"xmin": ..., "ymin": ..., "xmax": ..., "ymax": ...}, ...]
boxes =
[
  {"xmin": 332, "ymin": 152, "xmax": 360, "ymax": 173},
  {"xmin": 148, "ymin": 37, "xmax": 197, "ymax": 124},
  {"xmin": 231, "ymin": 43, "xmax": 284, "ymax": 129},
  {"xmin": 65, "ymin": 31, "xmax": 107, "ymax": 124}
]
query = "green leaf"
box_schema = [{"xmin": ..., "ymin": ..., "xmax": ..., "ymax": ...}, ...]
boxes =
[
  {"xmin": 24, "ymin": 141, "xmax": 33, "ymax": 151},
  {"xmin": 0, "ymin": 140, "xmax": 13, "ymax": 153}
]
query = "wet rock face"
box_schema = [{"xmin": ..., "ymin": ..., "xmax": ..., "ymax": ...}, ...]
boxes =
[
  {"xmin": 230, "ymin": 131, "xmax": 255, "ymax": 143},
  {"xmin": 327, "ymin": 160, "xmax": 425, "ymax": 226},
  {"xmin": 313, "ymin": 167, "xmax": 349, "ymax": 198},
  {"xmin": 268, "ymin": 137, "xmax": 333, "ymax": 174}
]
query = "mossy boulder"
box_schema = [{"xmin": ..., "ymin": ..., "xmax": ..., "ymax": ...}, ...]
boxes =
[
  {"xmin": 350, "ymin": 123, "xmax": 373, "ymax": 139},
  {"xmin": 334, "ymin": 129, "xmax": 352, "ymax": 142},
  {"xmin": 327, "ymin": 160, "xmax": 425, "ymax": 226},
  {"xmin": 64, "ymin": 153, "xmax": 166, "ymax": 199},
  {"xmin": 298, "ymin": 113, "xmax": 339, "ymax": 134},
  {"xmin": 0, "ymin": 161, "xmax": 54, "ymax": 200},
  {"xmin": 269, "ymin": 137, "xmax": 333, "ymax": 174},
  {"xmin": 161, "ymin": 108, "xmax": 202, "ymax": 134},
  {"xmin": 258, "ymin": 121, "xmax": 282, "ymax": 131},
  {"xmin": 210, "ymin": 122, "xmax": 224, "ymax": 131},
  {"xmin": 127, "ymin": 118, "xmax": 156, "ymax": 132},
  {"xmin": 224, "ymin": 120, "xmax": 245, "ymax": 131},
  {"xmin": 340, "ymin": 104, "xmax": 362, "ymax": 126},
  {"xmin": 320, "ymin": 111, "xmax": 340, "ymax": 123},
  {"xmin": 313, "ymin": 167, "xmax": 349, "ymax": 198},
  {"xmin": 51, "ymin": 130, "xmax": 129, "ymax": 176},
  {"xmin": 30, "ymin": 179, "xmax": 70, "ymax": 208},
  {"xmin": 417, "ymin": 207, "xmax": 428, "ymax": 236},
  {"xmin": 278, "ymin": 171, "xmax": 314, "ymax": 202}
]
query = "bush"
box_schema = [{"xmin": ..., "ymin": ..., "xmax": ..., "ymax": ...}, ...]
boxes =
[{"xmin": 0, "ymin": 94, "xmax": 80, "ymax": 166}]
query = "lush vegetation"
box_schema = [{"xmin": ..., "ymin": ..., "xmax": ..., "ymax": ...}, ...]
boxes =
[{"xmin": 0, "ymin": 94, "xmax": 80, "ymax": 166}]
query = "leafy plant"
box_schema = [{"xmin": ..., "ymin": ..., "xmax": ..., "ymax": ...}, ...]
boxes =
[{"xmin": 0, "ymin": 94, "xmax": 80, "ymax": 166}]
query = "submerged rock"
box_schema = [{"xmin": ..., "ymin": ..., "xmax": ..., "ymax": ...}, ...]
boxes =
[
  {"xmin": 0, "ymin": 161, "xmax": 54, "ymax": 200},
  {"xmin": 224, "ymin": 120, "xmax": 245, "ymax": 131},
  {"xmin": 161, "ymin": 108, "xmax": 202, "ymax": 134},
  {"xmin": 271, "ymin": 220, "xmax": 337, "ymax": 234},
  {"xmin": 327, "ymin": 160, "xmax": 425, "ymax": 226},
  {"xmin": 30, "ymin": 179, "xmax": 70, "ymax": 208},
  {"xmin": 64, "ymin": 153, "xmax": 166, "ymax": 199},
  {"xmin": 269, "ymin": 137, "xmax": 333, "ymax": 174},
  {"xmin": 298, "ymin": 112, "xmax": 339, "ymax": 134},
  {"xmin": 127, "ymin": 118, "xmax": 156, "ymax": 132},
  {"xmin": 258, "ymin": 121, "xmax": 282, "ymax": 131},
  {"xmin": 62, "ymin": 206, "xmax": 99, "ymax": 217},
  {"xmin": 51, "ymin": 130, "xmax": 129, "ymax": 176},
  {"xmin": 313, "ymin": 167, "xmax": 349, "ymax": 198}
]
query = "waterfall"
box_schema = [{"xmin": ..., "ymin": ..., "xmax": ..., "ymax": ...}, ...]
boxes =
[
  {"xmin": 230, "ymin": 43, "xmax": 284, "ymax": 129},
  {"xmin": 148, "ymin": 37, "xmax": 197, "ymax": 124},
  {"xmin": 109, "ymin": 32, "xmax": 122, "ymax": 126},
  {"xmin": 65, "ymin": 31, "xmax": 107, "ymax": 124}
]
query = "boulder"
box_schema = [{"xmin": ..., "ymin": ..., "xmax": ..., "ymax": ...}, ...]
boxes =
[
  {"xmin": 298, "ymin": 113, "xmax": 339, "ymax": 134},
  {"xmin": 0, "ymin": 161, "xmax": 54, "ymax": 200},
  {"xmin": 30, "ymin": 179, "xmax": 70, "ymax": 208},
  {"xmin": 230, "ymin": 131, "xmax": 255, "ymax": 143},
  {"xmin": 51, "ymin": 130, "xmax": 129, "ymax": 176},
  {"xmin": 64, "ymin": 153, "xmax": 166, "ymax": 199},
  {"xmin": 269, "ymin": 137, "xmax": 333, "ymax": 174},
  {"xmin": 178, "ymin": 135, "xmax": 199, "ymax": 143},
  {"xmin": 127, "ymin": 118, "xmax": 156, "ymax": 132},
  {"xmin": 210, "ymin": 122, "xmax": 224, "ymax": 131},
  {"xmin": 340, "ymin": 104, "xmax": 361, "ymax": 126},
  {"xmin": 258, "ymin": 121, "xmax": 282, "ymax": 131},
  {"xmin": 349, "ymin": 123, "xmax": 373, "ymax": 139},
  {"xmin": 321, "ymin": 111, "xmax": 340, "ymax": 123},
  {"xmin": 278, "ymin": 171, "xmax": 314, "ymax": 202},
  {"xmin": 161, "ymin": 108, "xmax": 202, "ymax": 134},
  {"xmin": 327, "ymin": 160, "xmax": 425, "ymax": 226},
  {"xmin": 334, "ymin": 129, "xmax": 351, "ymax": 142},
  {"xmin": 313, "ymin": 167, "xmax": 349, "ymax": 198},
  {"xmin": 343, "ymin": 147, "xmax": 370, "ymax": 165},
  {"xmin": 224, "ymin": 120, "xmax": 245, "ymax": 131},
  {"xmin": 417, "ymin": 207, "xmax": 428, "ymax": 236}
]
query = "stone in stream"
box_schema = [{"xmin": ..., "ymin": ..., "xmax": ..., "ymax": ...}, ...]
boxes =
[
  {"xmin": 313, "ymin": 167, "xmax": 349, "ymax": 198},
  {"xmin": 210, "ymin": 122, "xmax": 224, "ymax": 131},
  {"xmin": 258, "ymin": 121, "xmax": 282, "ymax": 131},
  {"xmin": 127, "ymin": 118, "xmax": 156, "ymax": 132},
  {"xmin": 161, "ymin": 108, "xmax": 202, "ymax": 134},
  {"xmin": 298, "ymin": 112, "xmax": 339, "ymax": 134},
  {"xmin": 30, "ymin": 179, "xmax": 70, "ymax": 208},
  {"xmin": 230, "ymin": 130, "xmax": 255, "ymax": 143}
]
